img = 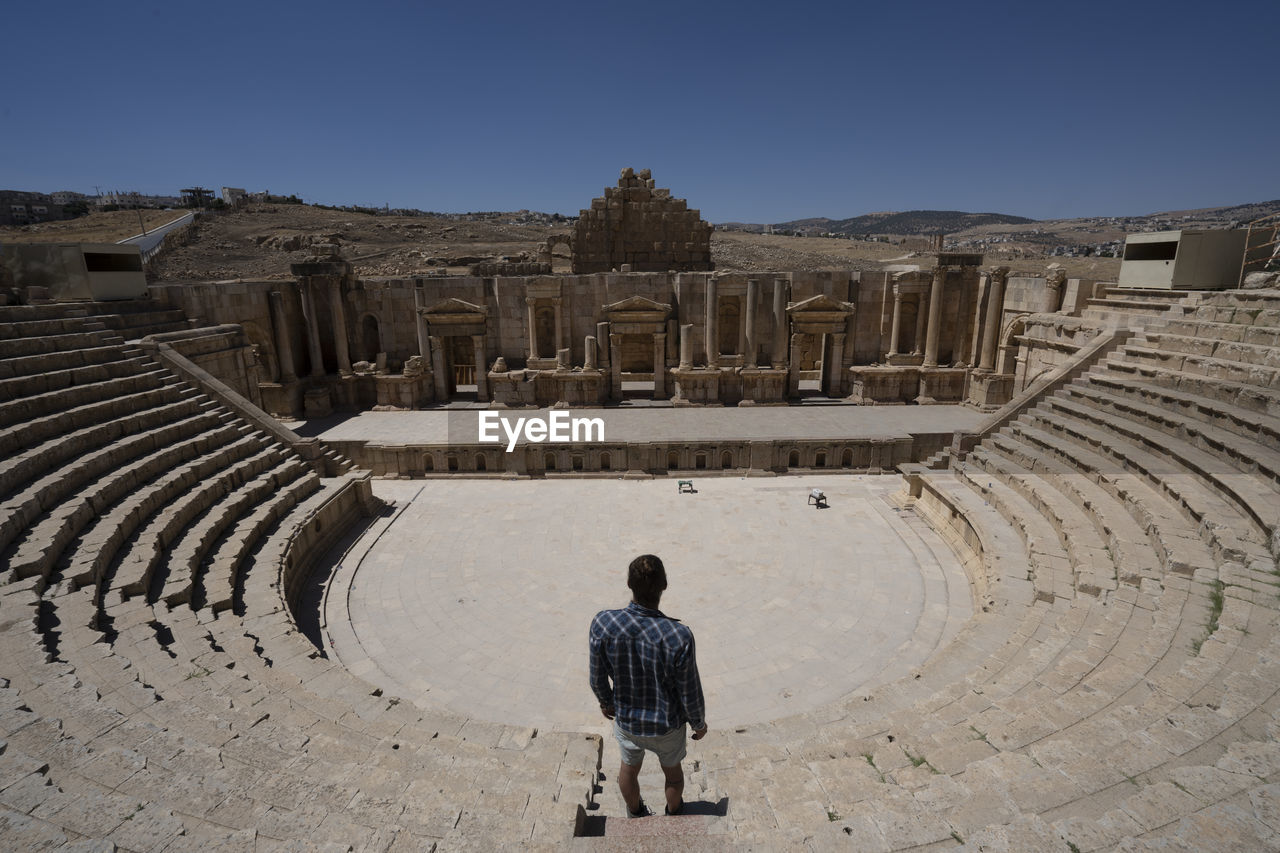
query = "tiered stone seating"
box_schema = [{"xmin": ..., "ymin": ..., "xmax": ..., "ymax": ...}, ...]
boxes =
[{"xmin": 0, "ymin": 304, "xmax": 600, "ymax": 849}]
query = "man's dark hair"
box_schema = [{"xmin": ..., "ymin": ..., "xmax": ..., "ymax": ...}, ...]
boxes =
[{"xmin": 628, "ymin": 554, "xmax": 667, "ymax": 604}]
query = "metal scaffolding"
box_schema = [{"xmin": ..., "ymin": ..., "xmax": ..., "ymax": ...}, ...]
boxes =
[{"xmin": 1240, "ymin": 211, "xmax": 1280, "ymax": 284}]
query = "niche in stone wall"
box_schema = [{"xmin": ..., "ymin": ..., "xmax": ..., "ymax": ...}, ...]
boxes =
[
  {"xmin": 620, "ymin": 334, "xmax": 652, "ymax": 372},
  {"xmin": 718, "ymin": 298, "xmax": 740, "ymax": 356},
  {"xmin": 360, "ymin": 314, "xmax": 381, "ymax": 364},
  {"xmin": 535, "ymin": 307, "xmax": 556, "ymax": 358}
]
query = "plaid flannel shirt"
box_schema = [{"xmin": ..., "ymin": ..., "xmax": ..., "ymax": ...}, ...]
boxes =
[{"xmin": 589, "ymin": 601, "xmax": 706, "ymax": 737}]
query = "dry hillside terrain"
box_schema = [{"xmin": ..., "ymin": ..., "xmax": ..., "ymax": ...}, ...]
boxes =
[
  {"xmin": 0, "ymin": 209, "xmax": 193, "ymax": 245},
  {"xmin": 126, "ymin": 204, "xmax": 1120, "ymax": 282}
]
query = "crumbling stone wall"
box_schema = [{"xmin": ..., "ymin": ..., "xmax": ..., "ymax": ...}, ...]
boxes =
[{"xmin": 572, "ymin": 168, "xmax": 713, "ymax": 274}]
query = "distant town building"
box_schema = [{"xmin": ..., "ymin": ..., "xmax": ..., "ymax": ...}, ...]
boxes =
[
  {"xmin": 222, "ymin": 187, "xmax": 248, "ymax": 207},
  {"xmin": 0, "ymin": 191, "xmax": 64, "ymax": 227},
  {"xmin": 96, "ymin": 191, "xmax": 182, "ymax": 209},
  {"xmin": 50, "ymin": 190, "xmax": 88, "ymax": 206}
]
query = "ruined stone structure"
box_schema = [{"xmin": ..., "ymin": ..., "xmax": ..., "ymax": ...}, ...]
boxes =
[{"xmin": 569, "ymin": 168, "xmax": 713, "ymax": 273}]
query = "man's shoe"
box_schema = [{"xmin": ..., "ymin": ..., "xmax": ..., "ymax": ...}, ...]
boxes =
[
  {"xmin": 665, "ymin": 802, "xmax": 684, "ymax": 816},
  {"xmin": 627, "ymin": 800, "xmax": 653, "ymax": 818}
]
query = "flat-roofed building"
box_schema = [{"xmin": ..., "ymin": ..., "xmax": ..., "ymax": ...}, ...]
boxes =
[{"xmin": 1118, "ymin": 228, "xmax": 1247, "ymax": 289}]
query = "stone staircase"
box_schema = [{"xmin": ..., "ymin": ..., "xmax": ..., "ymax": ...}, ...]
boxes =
[{"xmin": 0, "ymin": 305, "xmax": 599, "ymax": 850}]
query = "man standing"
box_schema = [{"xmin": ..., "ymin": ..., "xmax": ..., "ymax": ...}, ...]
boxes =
[{"xmin": 589, "ymin": 554, "xmax": 708, "ymax": 818}]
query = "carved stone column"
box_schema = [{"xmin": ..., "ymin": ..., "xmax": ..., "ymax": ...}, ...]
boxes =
[
  {"xmin": 525, "ymin": 297, "xmax": 538, "ymax": 360},
  {"xmin": 923, "ymin": 266, "xmax": 945, "ymax": 368},
  {"xmin": 552, "ymin": 297, "xmax": 565, "ymax": 352},
  {"xmin": 912, "ymin": 293, "xmax": 927, "ymax": 356},
  {"xmin": 653, "ymin": 332, "xmax": 666, "ymax": 399},
  {"xmin": 472, "ymin": 334, "xmax": 489, "ymax": 402},
  {"xmin": 1046, "ymin": 268, "xmax": 1066, "ymax": 313},
  {"xmin": 887, "ymin": 287, "xmax": 903, "ymax": 358},
  {"xmin": 414, "ymin": 288, "xmax": 429, "ymax": 361},
  {"xmin": 772, "ymin": 278, "xmax": 787, "ymax": 367},
  {"xmin": 429, "ymin": 336, "xmax": 448, "ymax": 400},
  {"xmin": 584, "ymin": 336, "xmax": 598, "ymax": 370},
  {"xmin": 950, "ymin": 272, "xmax": 970, "ymax": 367},
  {"xmin": 979, "ymin": 266, "xmax": 1009, "ymax": 372},
  {"xmin": 705, "ymin": 277, "xmax": 719, "ymax": 368},
  {"xmin": 679, "ymin": 323, "xmax": 693, "ymax": 369},
  {"xmin": 328, "ymin": 277, "xmax": 352, "ymax": 375},
  {"xmin": 968, "ymin": 275, "xmax": 986, "ymax": 366},
  {"xmin": 301, "ymin": 278, "xmax": 325, "ymax": 378},
  {"xmin": 596, "ymin": 322, "xmax": 610, "ymax": 367},
  {"xmin": 827, "ymin": 332, "xmax": 846, "ymax": 397},
  {"xmin": 788, "ymin": 332, "xmax": 803, "ymax": 397},
  {"xmin": 268, "ymin": 291, "xmax": 297, "ymax": 383},
  {"xmin": 609, "ymin": 333, "xmax": 623, "ymax": 398},
  {"xmin": 745, "ymin": 278, "xmax": 759, "ymax": 367}
]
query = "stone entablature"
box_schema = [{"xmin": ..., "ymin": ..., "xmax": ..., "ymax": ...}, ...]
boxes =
[{"xmin": 570, "ymin": 168, "xmax": 713, "ymax": 274}]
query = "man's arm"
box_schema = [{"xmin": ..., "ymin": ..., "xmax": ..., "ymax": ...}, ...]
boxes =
[
  {"xmin": 588, "ymin": 619, "xmax": 615, "ymax": 718},
  {"xmin": 674, "ymin": 634, "xmax": 707, "ymax": 736}
]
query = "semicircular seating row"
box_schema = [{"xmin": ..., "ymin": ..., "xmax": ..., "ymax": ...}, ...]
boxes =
[{"xmin": 2, "ymin": 292, "xmax": 1280, "ymax": 850}]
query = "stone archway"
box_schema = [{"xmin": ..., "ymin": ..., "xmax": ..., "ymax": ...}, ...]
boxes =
[{"xmin": 996, "ymin": 314, "xmax": 1029, "ymax": 376}]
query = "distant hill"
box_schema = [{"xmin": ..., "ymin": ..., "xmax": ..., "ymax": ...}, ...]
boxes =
[{"xmin": 726, "ymin": 210, "xmax": 1037, "ymax": 237}]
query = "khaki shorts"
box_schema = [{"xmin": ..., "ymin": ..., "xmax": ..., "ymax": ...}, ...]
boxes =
[{"xmin": 614, "ymin": 720, "xmax": 687, "ymax": 767}]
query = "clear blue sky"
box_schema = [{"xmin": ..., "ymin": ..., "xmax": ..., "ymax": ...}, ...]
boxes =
[{"xmin": 4, "ymin": 0, "xmax": 1277, "ymax": 222}]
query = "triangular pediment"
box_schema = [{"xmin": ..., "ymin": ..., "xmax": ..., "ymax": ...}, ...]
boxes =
[
  {"xmin": 601, "ymin": 295, "xmax": 672, "ymax": 315},
  {"xmin": 787, "ymin": 294, "xmax": 854, "ymax": 315},
  {"xmin": 423, "ymin": 297, "xmax": 487, "ymax": 316}
]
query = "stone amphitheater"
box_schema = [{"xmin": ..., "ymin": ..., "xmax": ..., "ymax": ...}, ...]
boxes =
[{"xmin": 4, "ymin": 223, "xmax": 1280, "ymax": 850}]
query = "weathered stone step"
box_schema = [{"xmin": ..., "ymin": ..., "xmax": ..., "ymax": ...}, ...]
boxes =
[
  {"xmin": 1121, "ymin": 343, "xmax": 1280, "ymax": 393},
  {"xmin": 1063, "ymin": 381, "xmax": 1280, "ymax": 495},
  {"xmin": 0, "ymin": 367, "xmax": 172, "ymax": 430},
  {"xmin": 0, "ymin": 329, "xmax": 120, "ymax": 360},
  {"xmin": 0, "ymin": 404, "xmax": 221, "ymax": 560},
  {"xmin": 0, "ymin": 389, "xmax": 201, "ymax": 505},
  {"xmin": 1043, "ymin": 394, "xmax": 1279, "ymax": 549},
  {"xmin": 1142, "ymin": 330, "xmax": 1280, "ymax": 369},
  {"xmin": 976, "ymin": 436, "xmax": 1131, "ymax": 593},
  {"xmin": 953, "ymin": 458, "xmax": 1078, "ymax": 604},
  {"xmin": 153, "ymin": 458, "xmax": 309, "ymax": 608},
  {"xmin": 199, "ymin": 471, "xmax": 322, "ymax": 613},
  {"xmin": 1086, "ymin": 370, "xmax": 1280, "ymax": 449},
  {"xmin": 62, "ymin": 433, "xmax": 274, "ymax": 596},
  {"xmin": 4, "ymin": 418, "xmax": 243, "ymax": 586},
  {"xmin": 0, "ymin": 381, "xmax": 192, "ymax": 470},
  {"xmin": 1102, "ymin": 356, "xmax": 1280, "ymax": 420},
  {"xmin": 108, "ymin": 448, "xmax": 293, "ymax": 601},
  {"xmin": 0, "ymin": 343, "xmax": 134, "ymax": 382},
  {"xmin": 0, "ymin": 354, "xmax": 155, "ymax": 401},
  {"xmin": 1160, "ymin": 315, "xmax": 1280, "ymax": 348},
  {"xmin": 1006, "ymin": 420, "xmax": 1219, "ymax": 583}
]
